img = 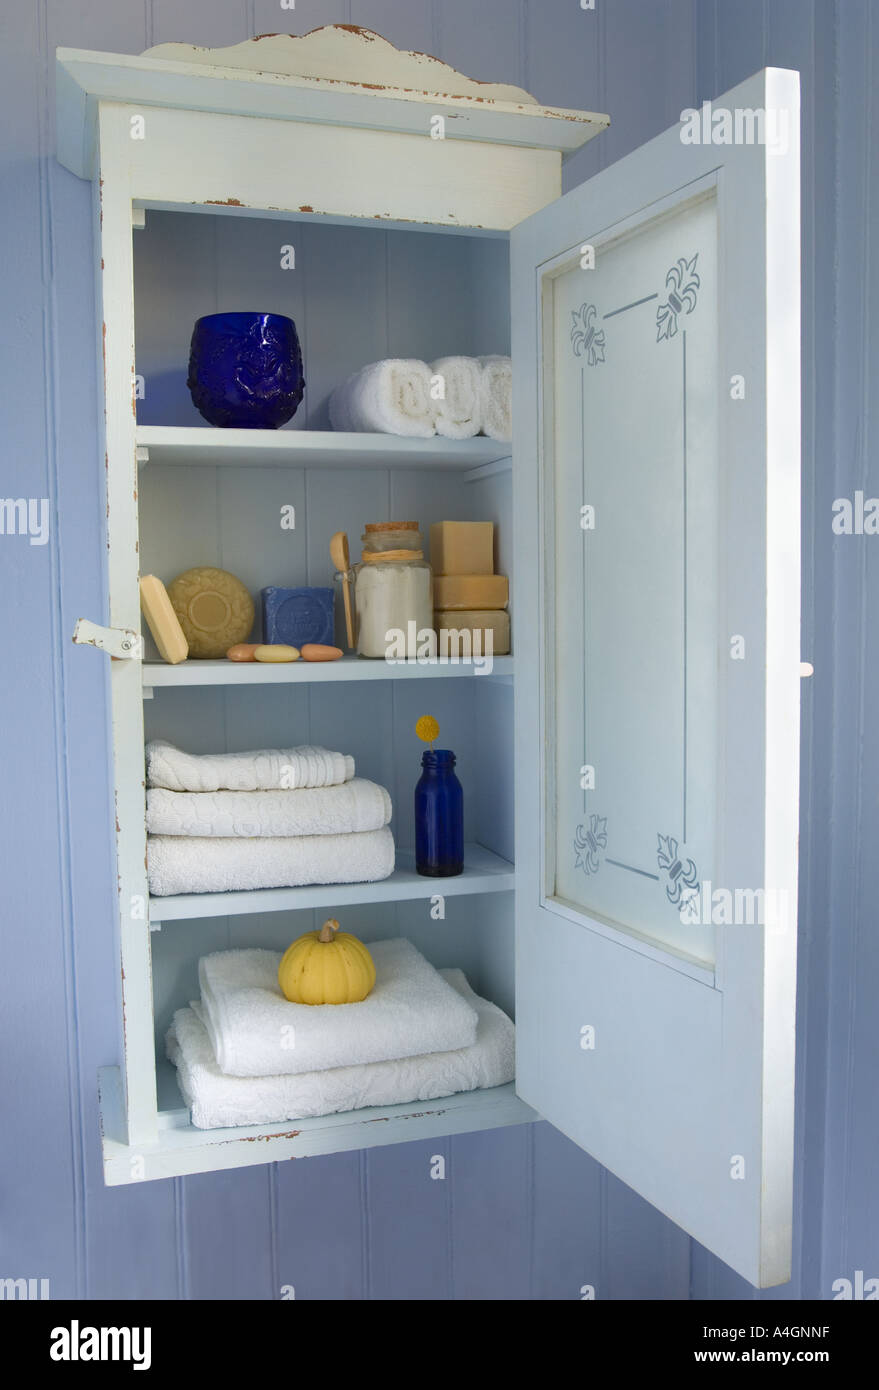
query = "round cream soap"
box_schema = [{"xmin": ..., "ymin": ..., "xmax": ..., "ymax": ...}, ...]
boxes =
[{"xmin": 167, "ymin": 567, "xmax": 255, "ymax": 658}]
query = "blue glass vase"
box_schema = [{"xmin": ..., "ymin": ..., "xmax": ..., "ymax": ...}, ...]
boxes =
[
  {"xmin": 415, "ymin": 750, "xmax": 464, "ymax": 877},
  {"xmin": 187, "ymin": 312, "xmax": 305, "ymax": 429}
]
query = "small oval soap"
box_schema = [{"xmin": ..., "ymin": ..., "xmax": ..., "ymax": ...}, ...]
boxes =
[
  {"xmin": 300, "ymin": 643, "xmax": 343, "ymax": 662},
  {"xmin": 253, "ymin": 644, "xmax": 300, "ymax": 663},
  {"xmin": 226, "ymin": 643, "xmax": 260, "ymax": 662}
]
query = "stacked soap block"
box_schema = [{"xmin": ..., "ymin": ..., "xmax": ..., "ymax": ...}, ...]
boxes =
[{"xmin": 430, "ymin": 521, "xmax": 511, "ymax": 657}]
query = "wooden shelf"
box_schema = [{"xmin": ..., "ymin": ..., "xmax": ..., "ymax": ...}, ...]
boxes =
[
  {"xmin": 136, "ymin": 425, "xmax": 512, "ymax": 472},
  {"xmin": 149, "ymin": 843, "xmax": 515, "ymax": 923},
  {"xmin": 100, "ymin": 1065, "xmax": 536, "ymax": 1183},
  {"xmin": 143, "ymin": 654, "xmax": 514, "ymax": 692}
]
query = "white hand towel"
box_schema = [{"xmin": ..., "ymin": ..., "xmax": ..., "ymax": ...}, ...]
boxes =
[
  {"xmin": 146, "ymin": 778, "xmax": 391, "ymax": 838},
  {"xmin": 147, "ymin": 826, "xmax": 395, "ymax": 896},
  {"xmin": 166, "ymin": 969, "xmax": 515, "ymax": 1129},
  {"xmin": 328, "ymin": 359, "xmax": 436, "ymax": 437},
  {"xmin": 146, "ymin": 740, "xmax": 355, "ymax": 792},
  {"xmin": 199, "ymin": 938, "xmax": 478, "ymax": 1076},
  {"xmin": 478, "ymin": 354, "xmax": 512, "ymax": 442},
  {"xmin": 429, "ymin": 356, "xmax": 482, "ymax": 438}
]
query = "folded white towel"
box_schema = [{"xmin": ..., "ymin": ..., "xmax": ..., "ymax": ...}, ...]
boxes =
[
  {"xmin": 146, "ymin": 778, "xmax": 391, "ymax": 838},
  {"xmin": 478, "ymin": 355, "xmax": 512, "ymax": 442},
  {"xmin": 146, "ymin": 741, "xmax": 355, "ymax": 792},
  {"xmin": 430, "ymin": 356, "xmax": 482, "ymax": 438},
  {"xmin": 166, "ymin": 969, "xmax": 515, "ymax": 1129},
  {"xmin": 198, "ymin": 939, "xmax": 478, "ymax": 1077},
  {"xmin": 328, "ymin": 359, "xmax": 436, "ymax": 437},
  {"xmin": 147, "ymin": 826, "xmax": 395, "ymax": 896}
]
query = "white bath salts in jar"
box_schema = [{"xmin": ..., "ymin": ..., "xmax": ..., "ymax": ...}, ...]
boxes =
[{"xmin": 355, "ymin": 522, "xmax": 434, "ymax": 659}]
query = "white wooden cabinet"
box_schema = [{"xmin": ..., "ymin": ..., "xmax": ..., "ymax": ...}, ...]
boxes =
[{"xmin": 58, "ymin": 27, "xmax": 800, "ymax": 1288}]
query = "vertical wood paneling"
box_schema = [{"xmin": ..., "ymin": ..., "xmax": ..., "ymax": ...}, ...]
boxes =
[
  {"xmin": 134, "ymin": 211, "xmax": 219, "ymax": 426},
  {"xmin": 274, "ymin": 1150, "xmax": 367, "ymax": 1300},
  {"xmin": 602, "ymin": 1174, "xmax": 691, "ymax": 1300},
  {"xmin": 522, "ymin": 0, "xmax": 603, "ymax": 189},
  {"xmin": 711, "ymin": 0, "xmax": 768, "ymax": 88},
  {"xmin": 182, "ymin": 1167, "xmax": 275, "ymax": 1298},
  {"xmin": 601, "ymin": 0, "xmax": 697, "ymax": 165},
  {"xmin": 531, "ymin": 1122, "xmax": 603, "ymax": 1301},
  {"xmin": 433, "ymin": 0, "xmax": 523, "ymax": 89},
  {"xmin": 300, "ymin": 222, "xmax": 388, "ymax": 428},
  {"xmin": 448, "ymin": 1126, "xmax": 532, "ymax": 1299},
  {"xmin": 365, "ymin": 1140, "xmax": 452, "ymax": 1299},
  {"xmin": 819, "ymin": 0, "xmax": 879, "ymax": 1298},
  {"xmin": 149, "ymin": 0, "xmax": 248, "ymax": 48}
]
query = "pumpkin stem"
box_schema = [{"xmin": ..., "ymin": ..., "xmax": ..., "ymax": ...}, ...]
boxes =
[{"xmin": 318, "ymin": 918, "xmax": 340, "ymax": 943}]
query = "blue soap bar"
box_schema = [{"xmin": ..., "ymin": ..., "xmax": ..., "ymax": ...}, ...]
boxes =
[{"xmin": 261, "ymin": 587, "xmax": 335, "ymax": 647}]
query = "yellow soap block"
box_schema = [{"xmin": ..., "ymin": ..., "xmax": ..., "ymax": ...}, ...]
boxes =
[
  {"xmin": 253, "ymin": 644, "xmax": 300, "ymax": 663},
  {"xmin": 433, "ymin": 574, "xmax": 508, "ymax": 611},
  {"xmin": 430, "ymin": 521, "xmax": 494, "ymax": 576},
  {"xmin": 139, "ymin": 575, "xmax": 189, "ymax": 664},
  {"xmin": 435, "ymin": 609, "xmax": 511, "ymax": 657}
]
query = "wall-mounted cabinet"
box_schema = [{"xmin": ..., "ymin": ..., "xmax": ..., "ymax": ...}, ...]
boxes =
[{"xmin": 58, "ymin": 26, "xmax": 801, "ymax": 1288}]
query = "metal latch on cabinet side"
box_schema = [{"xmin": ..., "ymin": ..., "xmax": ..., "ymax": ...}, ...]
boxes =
[{"xmin": 72, "ymin": 618, "xmax": 142, "ymax": 659}]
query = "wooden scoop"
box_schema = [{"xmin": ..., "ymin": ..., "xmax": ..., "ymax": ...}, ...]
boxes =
[{"xmin": 329, "ymin": 531, "xmax": 355, "ymax": 649}]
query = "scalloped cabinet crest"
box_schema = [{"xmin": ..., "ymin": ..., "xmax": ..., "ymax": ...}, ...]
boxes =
[{"xmin": 143, "ymin": 25, "xmax": 537, "ymax": 104}]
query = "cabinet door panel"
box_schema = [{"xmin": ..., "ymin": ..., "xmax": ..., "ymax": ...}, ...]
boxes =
[{"xmin": 512, "ymin": 69, "xmax": 801, "ymax": 1287}]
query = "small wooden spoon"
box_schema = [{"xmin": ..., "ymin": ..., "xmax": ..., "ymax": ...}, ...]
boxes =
[{"xmin": 329, "ymin": 531, "xmax": 355, "ymax": 649}]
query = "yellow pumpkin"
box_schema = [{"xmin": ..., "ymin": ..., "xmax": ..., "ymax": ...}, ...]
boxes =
[{"xmin": 278, "ymin": 918, "xmax": 376, "ymax": 1005}]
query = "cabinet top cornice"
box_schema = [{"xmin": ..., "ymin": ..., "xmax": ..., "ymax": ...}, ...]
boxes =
[{"xmin": 56, "ymin": 24, "xmax": 609, "ymax": 178}]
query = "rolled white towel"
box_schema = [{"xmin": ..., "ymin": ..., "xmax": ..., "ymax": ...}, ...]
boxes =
[
  {"xmin": 166, "ymin": 969, "xmax": 515, "ymax": 1129},
  {"xmin": 198, "ymin": 939, "xmax": 478, "ymax": 1077},
  {"xmin": 430, "ymin": 356, "xmax": 482, "ymax": 438},
  {"xmin": 146, "ymin": 740, "xmax": 354, "ymax": 792},
  {"xmin": 147, "ymin": 826, "xmax": 395, "ymax": 896},
  {"xmin": 478, "ymin": 354, "xmax": 512, "ymax": 442},
  {"xmin": 146, "ymin": 779, "xmax": 391, "ymax": 838},
  {"xmin": 329, "ymin": 359, "xmax": 436, "ymax": 437}
]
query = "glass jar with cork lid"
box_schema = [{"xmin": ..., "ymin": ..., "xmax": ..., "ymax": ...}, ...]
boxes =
[{"xmin": 354, "ymin": 522, "xmax": 434, "ymax": 659}]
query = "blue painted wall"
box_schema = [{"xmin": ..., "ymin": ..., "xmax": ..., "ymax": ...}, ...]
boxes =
[{"xmin": 0, "ymin": 0, "xmax": 873, "ymax": 1299}]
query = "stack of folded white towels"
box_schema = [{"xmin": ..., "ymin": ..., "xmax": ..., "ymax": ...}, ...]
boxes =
[
  {"xmin": 328, "ymin": 355, "xmax": 512, "ymax": 440},
  {"xmin": 146, "ymin": 741, "xmax": 395, "ymax": 897},
  {"xmin": 166, "ymin": 938, "xmax": 515, "ymax": 1129}
]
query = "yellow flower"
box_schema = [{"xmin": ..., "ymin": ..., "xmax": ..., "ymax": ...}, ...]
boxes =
[{"xmin": 415, "ymin": 715, "xmax": 440, "ymax": 744}]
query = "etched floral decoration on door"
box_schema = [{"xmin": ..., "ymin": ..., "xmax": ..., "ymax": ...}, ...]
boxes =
[
  {"xmin": 570, "ymin": 303, "xmax": 607, "ymax": 365},
  {"xmin": 574, "ymin": 816, "xmax": 608, "ymax": 876},
  {"xmin": 656, "ymin": 833, "xmax": 700, "ymax": 921},
  {"xmin": 656, "ymin": 254, "xmax": 700, "ymax": 341}
]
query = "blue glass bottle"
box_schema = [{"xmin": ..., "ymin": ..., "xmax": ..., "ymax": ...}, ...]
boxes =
[{"xmin": 415, "ymin": 750, "xmax": 464, "ymax": 876}]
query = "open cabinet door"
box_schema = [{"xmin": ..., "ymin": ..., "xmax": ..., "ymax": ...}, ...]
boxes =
[{"xmin": 511, "ymin": 69, "xmax": 800, "ymax": 1288}]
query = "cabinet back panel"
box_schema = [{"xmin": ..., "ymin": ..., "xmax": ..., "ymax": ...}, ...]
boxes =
[
  {"xmin": 151, "ymin": 894, "xmax": 506, "ymax": 1062},
  {"xmin": 144, "ymin": 678, "xmax": 485, "ymax": 849},
  {"xmin": 134, "ymin": 211, "xmax": 510, "ymax": 430},
  {"xmin": 138, "ymin": 466, "xmax": 514, "ymax": 668}
]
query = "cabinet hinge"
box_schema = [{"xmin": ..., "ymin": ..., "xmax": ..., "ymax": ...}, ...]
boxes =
[{"xmin": 72, "ymin": 618, "xmax": 142, "ymax": 659}]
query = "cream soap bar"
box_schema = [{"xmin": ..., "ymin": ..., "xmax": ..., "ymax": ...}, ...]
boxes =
[
  {"xmin": 432, "ymin": 573, "xmax": 508, "ymax": 611},
  {"xmin": 435, "ymin": 609, "xmax": 511, "ymax": 656},
  {"xmin": 430, "ymin": 521, "xmax": 494, "ymax": 576},
  {"xmin": 140, "ymin": 575, "xmax": 189, "ymax": 664}
]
